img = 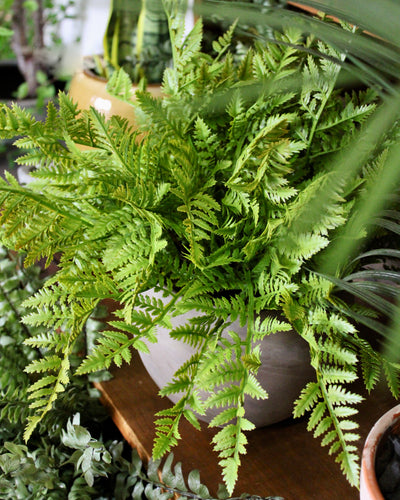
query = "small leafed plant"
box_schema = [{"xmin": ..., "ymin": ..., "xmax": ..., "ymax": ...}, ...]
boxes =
[{"xmin": 0, "ymin": 9, "xmax": 399, "ymax": 494}]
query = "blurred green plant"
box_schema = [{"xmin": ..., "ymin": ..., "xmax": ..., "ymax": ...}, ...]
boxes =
[
  {"xmin": 0, "ymin": 0, "xmax": 74, "ymax": 107},
  {"xmin": 102, "ymin": 0, "xmax": 173, "ymax": 83}
]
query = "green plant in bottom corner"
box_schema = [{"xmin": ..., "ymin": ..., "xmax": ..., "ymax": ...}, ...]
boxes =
[
  {"xmin": 0, "ymin": 11, "xmax": 399, "ymax": 495},
  {"xmin": 0, "ymin": 246, "xmax": 262, "ymax": 500}
]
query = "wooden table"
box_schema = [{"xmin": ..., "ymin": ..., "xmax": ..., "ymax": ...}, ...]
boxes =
[{"xmin": 96, "ymin": 352, "xmax": 396, "ymax": 500}]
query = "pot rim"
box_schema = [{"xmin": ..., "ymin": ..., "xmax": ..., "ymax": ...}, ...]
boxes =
[
  {"xmin": 361, "ymin": 404, "xmax": 400, "ymax": 499},
  {"xmin": 80, "ymin": 55, "xmax": 162, "ymax": 90}
]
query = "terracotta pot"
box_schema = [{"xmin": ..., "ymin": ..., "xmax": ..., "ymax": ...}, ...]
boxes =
[
  {"xmin": 360, "ymin": 404, "xmax": 400, "ymax": 499},
  {"xmin": 68, "ymin": 61, "xmax": 162, "ymax": 127},
  {"xmin": 138, "ymin": 289, "xmax": 315, "ymax": 428}
]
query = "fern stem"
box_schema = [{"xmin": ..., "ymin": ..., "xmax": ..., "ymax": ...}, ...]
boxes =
[
  {"xmin": 304, "ymin": 55, "xmax": 346, "ymax": 166},
  {"xmin": 233, "ymin": 286, "xmax": 255, "ymax": 463},
  {"xmin": 316, "ymin": 363, "xmax": 359, "ymax": 487},
  {"xmin": 155, "ymin": 319, "xmax": 225, "ymax": 458},
  {"xmin": 0, "ymin": 185, "xmax": 94, "ymax": 227}
]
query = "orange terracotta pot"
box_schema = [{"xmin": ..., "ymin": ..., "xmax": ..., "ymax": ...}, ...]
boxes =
[
  {"xmin": 68, "ymin": 63, "xmax": 162, "ymax": 128},
  {"xmin": 360, "ymin": 404, "xmax": 400, "ymax": 499}
]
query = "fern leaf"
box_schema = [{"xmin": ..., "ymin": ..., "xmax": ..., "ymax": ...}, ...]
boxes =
[
  {"xmin": 153, "ymin": 411, "xmax": 181, "ymax": 460},
  {"xmin": 336, "ymin": 450, "xmax": 360, "ymax": 487},
  {"xmin": 23, "ymin": 350, "xmax": 71, "ymax": 441},
  {"xmin": 24, "ymin": 355, "xmax": 62, "ymax": 374},
  {"xmin": 26, "ymin": 375, "xmax": 58, "ymax": 393},
  {"xmin": 307, "ymin": 401, "xmax": 327, "ymax": 431},
  {"xmin": 322, "ymin": 367, "xmax": 358, "ymax": 384},
  {"xmin": 209, "ymin": 407, "xmax": 239, "ymax": 428},
  {"xmin": 212, "ymin": 20, "xmax": 237, "ymax": 60},
  {"xmin": 243, "ymin": 373, "xmax": 268, "ymax": 400},
  {"xmin": 293, "ymin": 382, "xmax": 321, "ymax": 418},
  {"xmin": 206, "ymin": 386, "xmax": 243, "ymax": 409},
  {"xmin": 219, "ymin": 457, "xmax": 240, "ymax": 497},
  {"xmin": 326, "ymin": 385, "xmax": 363, "ymax": 406},
  {"xmin": 382, "ymin": 359, "xmax": 400, "ymax": 398},
  {"xmin": 106, "ymin": 68, "xmax": 136, "ymax": 103},
  {"xmin": 253, "ymin": 315, "xmax": 292, "ymax": 340}
]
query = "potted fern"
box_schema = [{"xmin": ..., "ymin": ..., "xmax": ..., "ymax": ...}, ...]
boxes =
[{"xmin": 0, "ymin": 4, "xmax": 399, "ymax": 495}]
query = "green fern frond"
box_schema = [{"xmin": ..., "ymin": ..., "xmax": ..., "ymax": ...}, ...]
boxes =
[
  {"xmin": 23, "ymin": 348, "xmax": 72, "ymax": 441},
  {"xmin": 212, "ymin": 20, "xmax": 238, "ymax": 60},
  {"xmin": 24, "ymin": 355, "xmax": 62, "ymax": 374},
  {"xmin": 357, "ymin": 339, "xmax": 382, "ymax": 391},
  {"xmin": 243, "ymin": 373, "xmax": 268, "ymax": 400},
  {"xmin": 209, "ymin": 408, "xmax": 238, "ymax": 428},
  {"xmin": 76, "ymin": 324, "xmax": 154, "ymax": 374},
  {"xmin": 23, "ymin": 332, "xmax": 59, "ymax": 350},
  {"xmin": 200, "ymin": 364, "xmax": 245, "ymax": 395},
  {"xmin": 321, "ymin": 367, "xmax": 358, "ymax": 384},
  {"xmin": 159, "ymin": 375, "xmax": 191, "ymax": 397},
  {"xmin": 236, "ymin": 47, "xmax": 254, "ymax": 81},
  {"xmin": 106, "ymin": 68, "xmax": 136, "ymax": 103},
  {"xmin": 136, "ymin": 90, "xmax": 184, "ymax": 138},
  {"xmin": 176, "ymin": 294, "xmax": 239, "ymax": 324},
  {"xmin": 170, "ymin": 16, "xmax": 204, "ymax": 77},
  {"xmin": 153, "ymin": 331, "xmax": 210, "ymax": 460},
  {"xmin": 382, "ymin": 359, "xmax": 400, "ymax": 398},
  {"xmin": 298, "ymin": 273, "xmax": 333, "ymax": 308},
  {"xmin": 241, "ymin": 348, "xmax": 261, "ymax": 372},
  {"xmin": 0, "ymin": 102, "xmax": 38, "ymax": 139},
  {"xmin": 153, "ymin": 414, "xmax": 180, "ymax": 459},
  {"xmin": 280, "ymin": 232, "xmax": 329, "ymax": 261},
  {"xmin": 253, "ymin": 315, "xmax": 292, "ymax": 340},
  {"xmin": 210, "ymin": 407, "xmax": 255, "ymax": 496},
  {"xmin": 293, "ymin": 382, "xmax": 322, "ymax": 418},
  {"xmin": 169, "ymin": 323, "xmax": 210, "ymax": 349},
  {"xmin": 294, "ymin": 307, "xmax": 364, "ymax": 487},
  {"xmin": 257, "ymin": 272, "xmax": 299, "ymax": 309}
]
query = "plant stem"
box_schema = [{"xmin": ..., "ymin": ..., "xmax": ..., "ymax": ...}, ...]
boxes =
[
  {"xmin": 304, "ymin": 61, "xmax": 343, "ymax": 166},
  {"xmin": 11, "ymin": 0, "xmax": 46, "ymax": 97}
]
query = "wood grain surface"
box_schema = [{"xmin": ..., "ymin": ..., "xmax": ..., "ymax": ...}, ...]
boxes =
[{"xmin": 96, "ymin": 352, "xmax": 396, "ymax": 500}]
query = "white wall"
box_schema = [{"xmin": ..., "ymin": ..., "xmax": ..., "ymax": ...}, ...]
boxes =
[{"xmin": 49, "ymin": 0, "xmax": 111, "ymax": 77}]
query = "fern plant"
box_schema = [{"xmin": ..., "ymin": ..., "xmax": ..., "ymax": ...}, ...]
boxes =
[
  {"xmin": 0, "ymin": 11, "xmax": 398, "ymax": 495},
  {"xmin": 0, "ymin": 245, "xmax": 282, "ymax": 499}
]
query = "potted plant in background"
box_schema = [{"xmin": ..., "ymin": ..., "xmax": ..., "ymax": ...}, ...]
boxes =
[
  {"xmin": 0, "ymin": 0, "xmax": 76, "ymax": 108},
  {"xmin": 68, "ymin": 0, "xmax": 173, "ymax": 124},
  {"xmin": 1, "ymin": 0, "xmax": 400, "ymax": 496},
  {"xmin": 0, "ymin": 0, "xmax": 77, "ymax": 184},
  {"xmin": 360, "ymin": 404, "xmax": 400, "ymax": 500},
  {"xmin": 68, "ymin": 0, "xmax": 288, "ymax": 124}
]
